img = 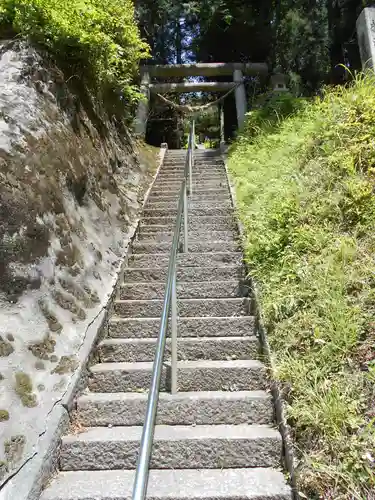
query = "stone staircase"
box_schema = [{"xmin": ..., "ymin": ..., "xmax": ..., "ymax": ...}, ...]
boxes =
[{"xmin": 40, "ymin": 149, "xmax": 292, "ymax": 500}]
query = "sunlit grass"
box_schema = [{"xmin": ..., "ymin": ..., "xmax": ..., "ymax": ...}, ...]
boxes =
[{"xmin": 228, "ymin": 76, "xmax": 375, "ymax": 498}]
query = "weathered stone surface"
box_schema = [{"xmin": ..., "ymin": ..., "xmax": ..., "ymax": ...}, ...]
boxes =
[
  {"xmin": 158, "ymin": 171, "xmax": 226, "ymax": 178},
  {"xmin": 114, "ymin": 297, "xmax": 249, "ymax": 318},
  {"xmin": 0, "ymin": 39, "xmax": 156, "ymax": 483},
  {"xmin": 119, "ymin": 281, "xmax": 248, "ymax": 300},
  {"xmin": 152, "ymin": 179, "xmax": 225, "ymax": 187},
  {"xmin": 77, "ymin": 390, "xmax": 272, "ymax": 426},
  {"xmin": 88, "ymin": 359, "xmax": 266, "ymax": 392},
  {"xmin": 143, "ymin": 205, "xmax": 233, "ymax": 216},
  {"xmin": 152, "ymin": 181, "xmax": 228, "ymax": 190},
  {"xmin": 137, "ymin": 230, "xmax": 237, "ymax": 242},
  {"xmin": 140, "ymin": 222, "xmax": 236, "ymax": 234},
  {"xmin": 41, "ymin": 468, "xmax": 292, "ymax": 500},
  {"xmin": 60, "ymin": 425, "xmax": 282, "ymax": 471},
  {"xmin": 108, "ymin": 316, "xmax": 255, "ymax": 339},
  {"xmin": 132, "ymin": 240, "xmax": 240, "ymax": 254},
  {"xmin": 147, "ymin": 192, "xmax": 230, "ymax": 202},
  {"xmin": 123, "ymin": 265, "xmax": 243, "ymax": 283},
  {"xmin": 157, "ymin": 168, "xmax": 226, "ymax": 175},
  {"xmin": 141, "ymin": 215, "xmax": 236, "ymax": 229},
  {"xmin": 98, "ymin": 336, "xmax": 258, "ymax": 362},
  {"xmin": 129, "ymin": 252, "xmax": 242, "ymax": 268},
  {"xmin": 88, "ymin": 361, "xmax": 168, "ymax": 392},
  {"xmin": 149, "ymin": 187, "xmax": 229, "ymax": 196}
]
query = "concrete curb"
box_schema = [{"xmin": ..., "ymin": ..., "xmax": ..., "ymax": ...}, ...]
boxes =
[
  {"xmin": 0, "ymin": 146, "xmax": 167, "ymax": 500},
  {"xmin": 221, "ymin": 148, "xmax": 299, "ymax": 500}
]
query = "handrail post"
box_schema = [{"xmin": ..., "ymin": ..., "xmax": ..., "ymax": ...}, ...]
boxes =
[
  {"xmin": 189, "ymin": 149, "xmax": 193, "ymax": 196},
  {"xmin": 171, "ymin": 268, "xmax": 178, "ymax": 394},
  {"xmin": 183, "ymin": 181, "xmax": 188, "ymax": 253},
  {"xmin": 192, "ymin": 118, "xmax": 195, "ymax": 159},
  {"xmin": 189, "ymin": 123, "xmax": 193, "ymax": 196}
]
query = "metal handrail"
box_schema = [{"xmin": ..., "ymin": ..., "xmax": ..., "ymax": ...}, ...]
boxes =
[{"xmin": 132, "ymin": 120, "xmax": 195, "ymax": 500}]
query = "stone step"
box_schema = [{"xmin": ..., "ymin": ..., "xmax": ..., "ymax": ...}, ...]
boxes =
[
  {"xmin": 152, "ymin": 181, "xmax": 227, "ymax": 190},
  {"xmin": 88, "ymin": 359, "xmax": 265, "ymax": 392},
  {"xmin": 164, "ymin": 157, "xmax": 222, "ymax": 161},
  {"xmin": 156, "ymin": 176, "xmax": 227, "ymax": 183},
  {"xmin": 157, "ymin": 170, "xmax": 226, "ymax": 176},
  {"xmin": 143, "ymin": 205, "xmax": 233, "ymax": 215},
  {"xmin": 162, "ymin": 166, "xmax": 224, "ymax": 171},
  {"xmin": 108, "ymin": 316, "xmax": 255, "ymax": 339},
  {"xmin": 165, "ymin": 155, "xmax": 220, "ymax": 159},
  {"xmin": 147, "ymin": 193, "xmax": 230, "ymax": 202},
  {"xmin": 150, "ymin": 187, "xmax": 228, "ymax": 196},
  {"xmin": 156, "ymin": 166, "xmax": 224, "ymax": 172},
  {"xmin": 60, "ymin": 424, "xmax": 281, "ymax": 471},
  {"xmin": 123, "ymin": 266, "xmax": 243, "ymax": 283},
  {"xmin": 138, "ymin": 224, "xmax": 236, "ymax": 234},
  {"xmin": 149, "ymin": 188, "xmax": 229, "ymax": 197},
  {"xmin": 136, "ymin": 230, "xmax": 237, "ymax": 242},
  {"xmin": 162, "ymin": 165, "xmax": 224, "ymax": 171},
  {"xmin": 129, "ymin": 252, "xmax": 242, "ymax": 268},
  {"xmin": 132, "ymin": 240, "xmax": 240, "ymax": 254},
  {"xmin": 166, "ymin": 153, "xmax": 219, "ymax": 156},
  {"xmin": 193, "ymin": 161, "xmax": 223, "ymax": 164},
  {"xmin": 163, "ymin": 167, "xmax": 224, "ymax": 171},
  {"xmin": 139, "ymin": 221, "xmax": 235, "ymax": 233},
  {"xmin": 77, "ymin": 390, "xmax": 272, "ymax": 426},
  {"xmin": 119, "ymin": 281, "xmax": 248, "ymax": 300},
  {"xmin": 157, "ymin": 170, "xmax": 225, "ymax": 176},
  {"xmin": 98, "ymin": 336, "xmax": 257, "ymax": 363},
  {"xmin": 160, "ymin": 168, "xmax": 225, "ymax": 175},
  {"xmin": 155, "ymin": 176, "xmax": 228, "ymax": 187},
  {"xmin": 165, "ymin": 159, "xmax": 222, "ymax": 163},
  {"xmin": 145, "ymin": 207, "xmax": 234, "ymax": 217},
  {"xmin": 40, "ymin": 468, "xmax": 291, "ymax": 500},
  {"xmin": 154, "ymin": 176, "xmax": 227, "ymax": 183},
  {"xmin": 114, "ymin": 297, "xmax": 248, "ymax": 318},
  {"xmin": 165, "ymin": 155, "xmax": 222, "ymax": 159},
  {"xmin": 142, "ymin": 215, "xmax": 236, "ymax": 226},
  {"xmin": 143, "ymin": 208, "xmax": 233, "ymax": 218}
]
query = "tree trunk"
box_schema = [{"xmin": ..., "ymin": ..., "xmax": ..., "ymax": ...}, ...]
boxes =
[{"xmin": 176, "ymin": 19, "xmax": 182, "ymax": 64}]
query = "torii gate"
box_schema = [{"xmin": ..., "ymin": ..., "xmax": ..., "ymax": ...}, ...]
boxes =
[{"xmin": 134, "ymin": 62, "xmax": 268, "ymax": 138}]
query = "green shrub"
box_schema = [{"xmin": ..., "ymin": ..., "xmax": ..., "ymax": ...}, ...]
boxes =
[
  {"xmin": 0, "ymin": 0, "xmax": 149, "ymax": 104},
  {"xmin": 228, "ymin": 74, "xmax": 375, "ymax": 498},
  {"xmin": 243, "ymin": 91, "xmax": 307, "ymax": 139}
]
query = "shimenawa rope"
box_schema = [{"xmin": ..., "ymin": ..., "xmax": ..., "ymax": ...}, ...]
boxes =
[{"xmin": 155, "ymin": 81, "xmax": 242, "ymax": 115}]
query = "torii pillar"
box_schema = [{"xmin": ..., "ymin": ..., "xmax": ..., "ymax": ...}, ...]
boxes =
[{"xmin": 233, "ymin": 69, "xmax": 247, "ymax": 129}]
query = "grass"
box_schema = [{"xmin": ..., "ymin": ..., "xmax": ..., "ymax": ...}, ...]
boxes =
[{"xmin": 227, "ymin": 78, "xmax": 375, "ymax": 499}]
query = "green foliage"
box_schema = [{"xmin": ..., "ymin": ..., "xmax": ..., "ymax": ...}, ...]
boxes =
[
  {"xmin": 243, "ymin": 92, "xmax": 307, "ymax": 138},
  {"xmin": 0, "ymin": 0, "xmax": 149, "ymax": 103},
  {"xmin": 228, "ymin": 73, "xmax": 375, "ymax": 499},
  {"xmin": 275, "ymin": 1, "xmax": 330, "ymax": 92}
]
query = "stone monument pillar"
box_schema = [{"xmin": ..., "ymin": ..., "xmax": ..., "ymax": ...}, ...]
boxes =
[
  {"xmin": 356, "ymin": 7, "xmax": 375, "ymax": 70},
  {"xmin": 233, "ymin": 69, "xmax": 247, "ymax": 129},
  {"xmin": 134, "ymin": 69, "xmax": 150, "ymax": 137}
]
